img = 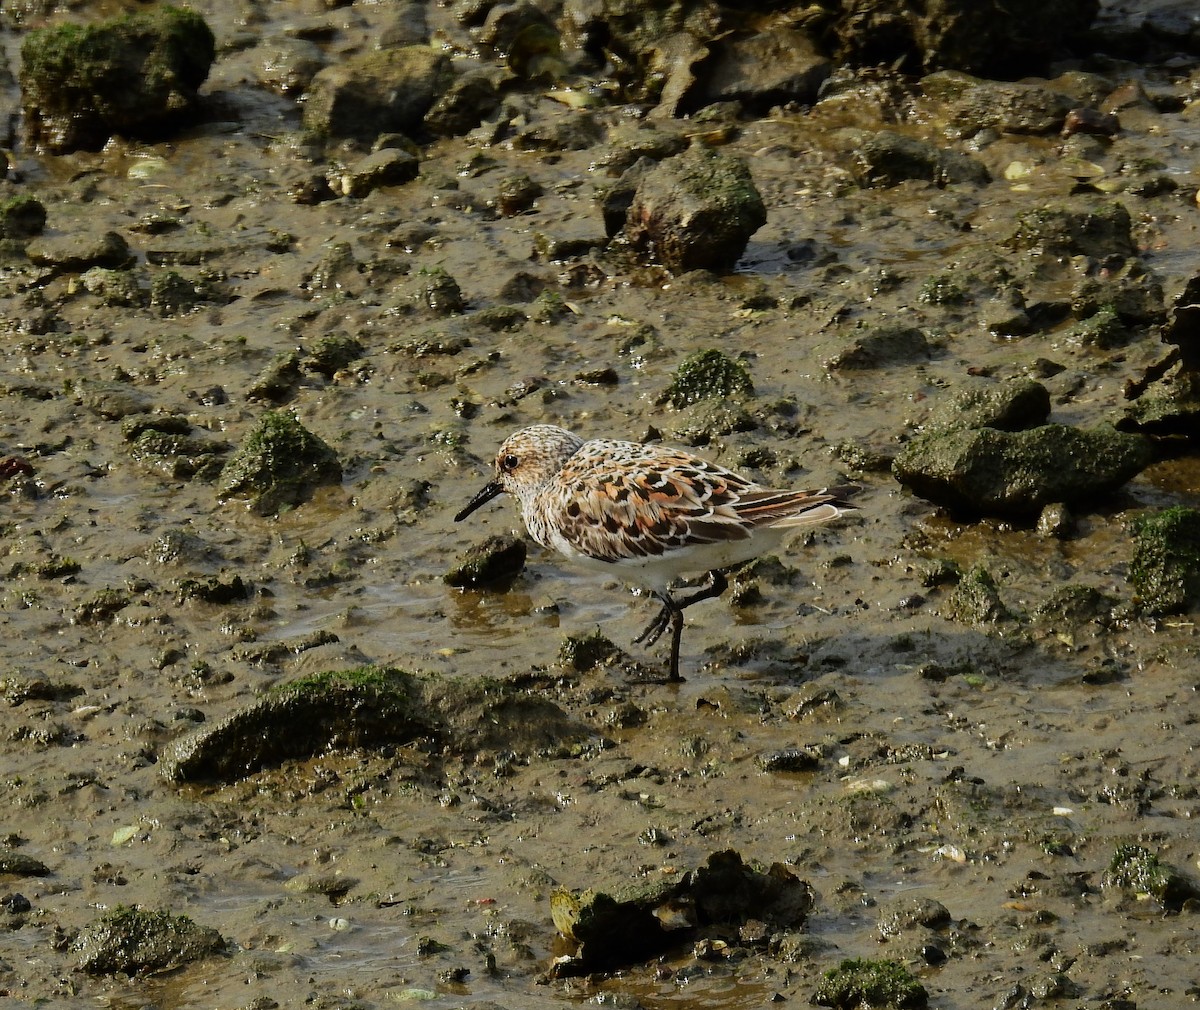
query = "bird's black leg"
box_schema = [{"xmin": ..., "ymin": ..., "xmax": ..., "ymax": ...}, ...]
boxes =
[{"xmin": 632, "ymin": 571, "xmax": 729, "ymax": 682}]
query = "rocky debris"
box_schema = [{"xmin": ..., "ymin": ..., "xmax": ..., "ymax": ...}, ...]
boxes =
[
  {"xmin": 0, "ymin": 195, "xmax": 46, "ymax": 241},
  {"xmin": 26, "ymin": 230, "xmax": 134, "ymax": 272},
  {"xmin": 893, "ymin": 423, "xmax": 1153, "ymax": 519},
  {"xmin": 550, "ymin": 849, "xmax": 813, "ymax": 976},
  {"xmin": 812, "ymin": 956, "xmax": 928, "ymax": 1009},
  {"xmin": 827, "ymin": 0, "xmax": 1098, "ymax": 79},
  {"xmin": 620, "ymin": 146, "xmax": 766, "ymax": 273},
  {"xmin": 19, "ymin": 6, "xmax": 215, "ymax": 154},
  {"xmin": 124, "ymin": 414, "xmax": 231, "ymax": 482},
  {"xmin": 217, "ymin": 410, "xmax": 342, "ymax": 515},
  {"xmin": 74, "ymin": 906, "xmax": 226, "ymax": 975},
  {"xmin": 852, "ymin": 131, "xmax": 990, "ymax": 188},
  {"xmin": 940, "ymin": 77, "xmax": 1077, "ymax": 135},
  {"xmin": 1128, "ymin": 506, "xmax": 1200, "ymax": 616},
  {"xmin": 302, "ymin": 46, "xmax": 453, "ymax": 145},
  {"xmin": 945, "ymin": 564, "xmax": 1012, "ymax": 625},
  {"xmin": 0, "ymin": 852, "xmax": 51, "ymax": 877},
  {"xmin": 424, "ymin": 68, "xmax": 501, "ymax": 136},
  {"xmin": 444, "ymin": 534, "xmax": 527, "ymax": 588}
]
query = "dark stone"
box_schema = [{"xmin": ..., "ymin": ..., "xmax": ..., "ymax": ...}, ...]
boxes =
[
  {"xmin": 444, "ymin": 534, "xmax": 527, "ymax": 588},
  {"xmin": 1129, "ymin": 507, "xmax": 1200, "ymax": 616},
  {"xmin": 622, "ymin": 145, "xmax": 766, "ymax": 273},
  {"xmin": 217, "ymin": 411, "xmax": 342, "ymax": 515},
  {"xmin": 74, "ymin": 906, "xmax": 226, "ymax": 975},
  {"xmin": 853, "ymin": 130, "xmax": 990, "ymax": 188},
  {"xmin": 684, "ymin": 28, "xmax": 831, "ymax": 114}
]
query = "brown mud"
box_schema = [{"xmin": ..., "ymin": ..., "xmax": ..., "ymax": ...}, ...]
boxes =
[{"xmin": 2, "ymin": 1, "xmax": 1199, "ymax": 1008}]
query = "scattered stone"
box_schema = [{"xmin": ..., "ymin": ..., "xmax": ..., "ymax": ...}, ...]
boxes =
[
  {"xmin": 559, "ymin": 629, "xmax": 620, "ymax": 672},
  {"xmin": 852, "ymin": 131, "xmax": 990, "ymax": 188},
  {"xmin": 424, "ymin": 68, "xmax": 501, "ymax": 136},
  {"xmin": 757, "ymin": 747, "xmax": 822, "ymax": 773},
  {"xmin": 256, "ymin": 37, "xmax": 324, "ymax": 95},
  {"xmin": 1036, "ymin": 502, "xmax": 1074, "ymax": 538},
  {"xmin": 659, "ymin": 348, "xmax": 753, "ymax": 409},
  {"xmin": 877, "ymin": 896, "xmax": 951, "ymax": 937},
  {"xmin": 0, "ymin": 195, "xmax": 47, "ymax": 240},
  {"xmin": 444, "ymin": 535, "xmax": 527, "ymax": 588},
  {"xmin": 1032, "ymin": 584, "xmax": 1114, "ymax": 627},
  {"xmin": 217, "ymin": 410, "xmax": 342, "ymax": 515},
  {"xmin": 302, "ymin": 46, "xmax": 453, "ymax": 144},
  {"xmin": 685, "ymin": 27, "xmax": 831, "ymax": 113},
  {"xmin": 81, "ymin": 266, "xmax": 149, "ymax": 308},
  {"xmin": 302, "ymin": 335, "xmax": 365, "ymax": 378},
  {"xmin": 247, "ymin": 350, "xmax": 303, "ymax": 403},
  {"xmin": 812, "ymin": 956, "xmax": 928, "ymax": 1010},
  {"xmin": 0, "ymin": 852, "xmax": 51, "ymax": 877},
  {"xmin": 622, "ymin": 145, "xmax": 766, "ymax": 274},
  {"xmin": 415, "ymin": 267, "xmax": 466, "ymax": 315},
  {"xmin": 19, "ymin": 6, "xmax": 215, "ymax": 153},
  {"xmin": 175, "ymin": 575, "xmax": 250, "ymax": 605},
  {"xmin": 496, "ymin": 173, "xmax": 543, "ymax": 217},
  {"xmin": 944, "ymin": 79, "xmax": 1076, "ymax": 135},
  {"xmin": 1128, "ymin": 506, "xmax": 1200, "ymax": 616},
  {"xmin": 893, "ymin": 424, "xmax": 1153, "ymax": 519}
]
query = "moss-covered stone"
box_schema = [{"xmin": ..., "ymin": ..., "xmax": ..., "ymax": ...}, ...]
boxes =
[
  {"xmin": 824, "ymin": 325, "xmax": 931, "ymax": 371},
  {"xmin": 1129, "ymin": 506, "xmax": 1200, "ymax": 616},
  {"xmin": 74, "ymin": 906, "xmax": 226, "ymax": 975},
  {"xmin": 559, "ymin": 629, "xmax": 619, "ymax": 672},
  {"xmin": 20, "ymin": 6, "xmax": 215, "ymax": 153},
  {"xmin": 813, "ymin": 957, "xmax": 928, "ymax": 1009},
  {"xmin": 946, "ymin": 564, "xmax": 1012, "ymax": 624},
  {"xmin": 923, "ymin": 378, "xmax": 1050, "ymax": 433},
  {"xmin": 660, "ymin": 349, "xmax": 753, "ymax": 409},
  {"xmin": 217, "ymin": 411, "xmax": 342, "ymax": 515},
  {"xmin": 1006, "ymin": 200, "xmax": 1134, "ymax": 260},
  {"xmin": 893, "ymin": 423, "xmax": 1153, "ymax": 519}
]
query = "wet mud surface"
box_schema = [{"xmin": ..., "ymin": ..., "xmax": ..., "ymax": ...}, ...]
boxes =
[{"xmin": 2, "ymin": 1, "xmax": 1199, "ymax": 1008}]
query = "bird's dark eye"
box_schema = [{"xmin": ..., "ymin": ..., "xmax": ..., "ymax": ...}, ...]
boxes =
[{"xmin": 500, "ymin": 453, "xmax": 519, "ymax": 472}]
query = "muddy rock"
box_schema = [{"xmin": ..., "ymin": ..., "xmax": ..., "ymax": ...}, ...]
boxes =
[
  {"xmin": 19, "ymin": 6, "xmax": 215, "ymax": 154},
  {"xmin": 1102, "ymin": 843, "xmax": 1200, "ymax": 911},
  {"xmin": 828, "ymin": 0, "xmax": 1098, "ymax": 78},
  {"xmin": 26, "ymin": 230, "xmax": 133, "ymax": 272},
  {"xmin": 852, "ymin": 130, "xmax": 990, "ymax": 188},
  {"xmin": 0, "ymin": 195, "xmax": 46, "ymax": 240},
  {"xmin": 945, "ymin": 563, "xmax": 1012, "ymax": 624},
  {"xmin": 255, "ymin": 36, "xmax": 325, "ymax": 95},
  {"xmin": 163, "ymin": 667, "xmax": 428, "ymax": 783},
  {"xmin": 444, "ymin": 534, "xmax": 527, "ymax": 588},
  {"xmin": 1128, "ymin": 506, "xmax": 1200, "ymax": 616},
  {"xmin": 337, "ymin": 148, "xmax": 420, "ymax": 198},
  {"xmin": 1120, "ymin": 272, "xmax": 1200, "ymax": 435},
  {"xmin": 302, "ymin": 46, "xmax": 454, "ymax": 145},
  {"xmin": 217, "ymin": 410, "xmax": 342, "ymax": 515},
  {"xmin": 894, "ymin": 423, "xmax": 1153, "ymax": 519},
  {"xmin": 942, "ymin": 78, "xmax": 1076, "ymax": 135},
  {"xmin": 0, "ymin": 852, "xmax": 50, "ymax": 877},
  {"xmin": 551, "ymin": 849, "xmax": 814, "ymax": 976},
  {"xmin": 424, "ymin": 67, "xmax": 501, "ymax": 136},
  {"xmin": 622, "ymin": 145, "xmax": 766, "ymax": 273},
  {"xmin": 74, "ymin": 906, "xmax": 226, "ymax": 975}
]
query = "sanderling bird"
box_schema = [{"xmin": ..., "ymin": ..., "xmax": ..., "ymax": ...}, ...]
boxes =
[{"xmin": 454, "ymin": 424, "xmax": 855, "ymax": 682}]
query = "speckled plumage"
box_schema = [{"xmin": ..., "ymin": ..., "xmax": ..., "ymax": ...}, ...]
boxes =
[{"xmin": 455, "ymin": 424, "xmax": 855, "ymax": 681}]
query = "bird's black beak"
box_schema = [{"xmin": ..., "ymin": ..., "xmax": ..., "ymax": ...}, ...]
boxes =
[{"xmin": 454, "ymin": 480, "xmax": 504, "ymax": 522}]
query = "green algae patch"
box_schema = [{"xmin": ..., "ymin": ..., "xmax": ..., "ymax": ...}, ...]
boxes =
[
  {"xmin": 74, "ymin": 906, "xmax": 226, "ymax": 975},
  {"xmin": 164, "ymin": 666, "xmax": 426, "ymax": 783},
  {"xmin": 217, "ymin": 410, "xmax": 342, "ymax": 515},
  {"xmin": 1129, "ymin": 506, "xmax": 1200, "ymax": 616},
  {"xmin": 660, "ymin": 348, "xmax": 753, "ymax": 409},
  {"xmin": 20, "ymin": 6, "xmax": 215, "ymax": 153},
  {"xmin": 813, "ymin": 957, "xmax": 928, "ymax": 1009}
]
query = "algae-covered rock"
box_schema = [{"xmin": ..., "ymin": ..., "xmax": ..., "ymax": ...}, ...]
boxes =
[
  {"xmin": 813, "ymin": 957, "xmax": 928, "ymax": 1009},
  {"xmin": 852, "ymin": 130, "xmax": 990, "ymax": 188},
  {"xmin": 824, "ymin": 325, "xmax": 931, "ymax": 371},
  {"xmin": 444, "ymin": 534, "xmax": 527, "ymax": 588},
  {"xmin": 162, "ymin": 667, "xmax": 427, "ymax": 783},
  {"xmin": 217, "ymin": 410, "xmax": 342, "ymax": 514},
  {"xmin": 1129, "ymin": 506, "xmax": 1200, "ymax": 616},
  {"xmin": 660, "ymin": 348, "xmax": 753, "ymax": 409},
  {"xmin": 20, "ymin": 6, "xmax": 215, "ymax": 153},
  {"xmin": 945, "ymin": 564, "xmax": 1012, "ymax": 624},
  {"xmin": 1102, "ymin": 844, "xmax": 1200, "ymax": 910},
  {"xmin": 1006, "ymin": 200, "xmax": 1134, "ymax": 260},
  {"xmin": 0, "ymin": 195, "xmax": 47, "ymax": 240},
  {"xmin": 74, "ymin": 906, "xmax": 226, "ymax": 975},
  {"xmin": 893, "ymin": 424, "xmax": 1153, "ymax": 518},
  {"xmin": 302, "ymin": 46, "xmax": 453, "ymax": 144},
  {"xmin": 622, "ymin": 145, "xmax": 766, "ymax": 273}
]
